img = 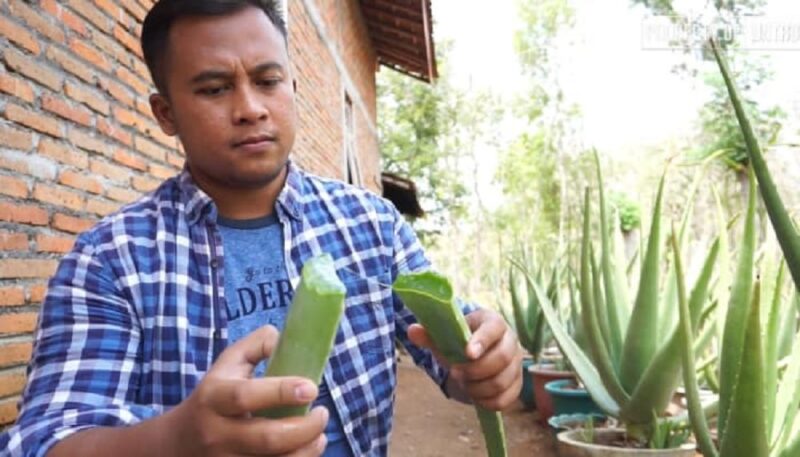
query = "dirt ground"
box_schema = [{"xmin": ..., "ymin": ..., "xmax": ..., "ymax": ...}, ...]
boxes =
[{"xmin": 390, "ymin": 357, "xmax": 557, "ymax": 457}]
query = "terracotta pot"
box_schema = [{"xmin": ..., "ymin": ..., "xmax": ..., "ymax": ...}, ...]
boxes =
[
  {"xmin": 530, "ymin": 363, "xmax": 575, "ymax": 424},
  {"xmin": 556, "ymin": 429, "xmax": 696, "ymax": 457}
]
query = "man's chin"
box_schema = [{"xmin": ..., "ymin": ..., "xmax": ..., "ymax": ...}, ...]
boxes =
[{"xmin": 225, "ymin": 167, "xmax": 287, "ymax": 190}]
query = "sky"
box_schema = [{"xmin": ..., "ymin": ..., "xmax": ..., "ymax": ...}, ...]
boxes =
[{"xmin": 433, "ymin": 0, "xmax": 800, "ymax": 153}]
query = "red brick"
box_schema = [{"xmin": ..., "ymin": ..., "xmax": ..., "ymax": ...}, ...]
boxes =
[
  {"xmin": 105, "ymin": 80, "xmax": 135, "ymax": 107},
  {"xmin": 120, "ymin": 0, "xmax": 147, "ymax": 22},
  {"xmin": 87, "ymin": 198, "xmax": 119, "ymax": 216},
  {"xmin": 0, "ymin": 231, "xmax": 28, "ymax": 251},
  {"xmin": 0, "ymin": 399, "xmax": 19, "ymax": 426},
  {"xmin": 0, "ymin": 259, "xmax": 57, "ymax": 279},
  {"xmin": 69, "ymin": 38, "xmax": 112, "ymax": 73},
  {"xmin": 45, "ymin": 46, "xmax": 96, "ymax": 85},
  {"xmin": 167, "ymin": 152, "xmax": 185, "ymax": 169},
  {"xmin": 0, "ymin": 312, "xmax": 39, "ymax": 333},
  {"xmin": 149, "ymin": 163, "xmax": 175, "ymax": 180},
  {"xmin": 0, "ymin": 372, "xmax": 26, "ymax": 398},
  {"xmin": 94, "ymin": 0, "xmax": 123, "ymax": 23},
  {"xmin": 42, "ymin": 94, "xmax": 93, "ymax": 127},
  {"xmin": 59, "ymin": 170, "xmax": 103, "ymax": 195},
  {"xmin": 0, "ymin": 286, "xmax": 25, "ymax": 307},
  {"xmin": 4, "ymin": 47, "xmax": 63, "ymax": 91},
  {"xmin": 112, "ymin": 149, "xmax": 147, "ymax": 171},
  {"xmin": 0, "ymin": 202, "xmax": 48, "ymax": 226},
  {"xmin": 67, "ymin": 0, "xmax": 113, "ymax": 31},
  {"xmin": 90, "ymin": 159, "xmax": 131, "ymax": 184},
  {"xmin": 52, "ymin": 213, "xmax": 95, "ymax": 234},
  {"xmin": 36, "ymin": 233, "xmax": 76, "ymax": 253},
  {"xmin": 134, "ymin": 135, "xmax": 166, "ymax": 162},
  {"xmin": 116, "ymin": 66, "xmax": 150, "ymax": 94},
  {"xmin": 149, "ymin": 127, "xmax": 177, "ymax": 150},
  {"xmin": 3, "ymin": 103, "xmax": 63, "ymax": 138},
  {"xmin": 39, "ymin": 138, "xmax": 89, "ymax": 169},
  {"xmin": 0, "ymin": 175, "xmax": 29, "ymax": 199},
  {"xmin": 98, "ymin": 119, "xmax": 133, "ymax": 147},
  {"xmin": 106, "ymin": 185, "xmax": 140, "ymax": 203},
  {"xmin": 132, "ymin": 175, "xmax": 161, "ymax": 193},
  {"xmin": 113, "ymin": 107, "xmax": 143, "ymax": 129},
  {"xmin": 135, "ymin": 97, "xmax": 151, "ymax": 117},
  {"xmin": 28, "ymin": 283, "xmax": 48, "ymax": 303},
  {"xmin": 65, "ymin": 82, "xmax": 110, "ymax": 115},
  {"xmin": 33, "ymin": 184, "xmax": 85, "ymax": 212},
  {"xmin": 113, "ymin": 24, "xmax": 142, "ymax": 58},
  {"xmin": 68, "ymin": 129, "xmax": 108, "ymax": 155},
  {"xmin": 0, "ymin": 73, "xmax": 36, "ymax": 103},
  {"xmin": 0, "ymin": 342, "xmax": 32, "ymax": 368},
  {"xmin": 0, "ymin": 124, "xmax": 34, "ymax": 151},
  {"xmin": 42, "ymin": 0, "xmax": 89, "ymax": 37},
  {"xmin": 9, "ymin": 0, "xmax": 66, "ymax": 43},
  {"xmin": 0, "ymin": 15, "xmax": 41, "ymax": 54}
]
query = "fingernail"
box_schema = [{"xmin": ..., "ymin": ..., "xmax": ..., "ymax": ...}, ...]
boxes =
[
  {"xmin": 295, "ymin": 383, "xmax": 315, "ymax": 401},
  {"xmin": 470, "ymin": 342, "xmax": 484, "ymax": 357}
]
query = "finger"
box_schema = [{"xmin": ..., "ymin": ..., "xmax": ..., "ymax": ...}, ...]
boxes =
[
  {"xmin": 464, "ymin": 310, "xmax": 507, "ymax": 360},
  {"xmin": 279, "ymin": 434, "xmax": 327, "ymax": 457},
  {"xmin": 457, "ymin": 329, "xmax": 520, "ymax": 381},
  {"xmin": 408, "ymin": 323, "xmax": 449, "ymax": 366},
  {"xmin": 205, "ymin": 376, "xmax": 319, "ymax": 417},
  {"xmin": 213, "ymin": 325, "xmax": 281, "ymax": 378},
  {"xmin": 227, "ymin": 406, "xmax": 329, "ymax": 455},
  {"xmin": 473, "ymin": 369, "xmax": 524, "ymax": 411},
  {"xmin": 463, "ymin": 352, "xmax": 521, "ymax": 400}
]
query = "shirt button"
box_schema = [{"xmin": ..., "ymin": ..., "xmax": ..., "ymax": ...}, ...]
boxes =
[{"xmin": 210, "ymin": 258, "xmax": 219, "ymax": 269}]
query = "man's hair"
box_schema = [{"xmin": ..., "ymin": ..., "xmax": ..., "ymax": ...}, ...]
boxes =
[{"xmin": 141, "ymin": 0, "xmax": 287, "ymax": 94}]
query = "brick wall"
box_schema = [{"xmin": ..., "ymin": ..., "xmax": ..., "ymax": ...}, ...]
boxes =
[{"xmin": 0, "ymin": 0, "xmax": 381, "ymax": 428}]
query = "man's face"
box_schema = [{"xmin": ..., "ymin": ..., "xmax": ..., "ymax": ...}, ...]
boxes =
[{"xmin": 150, "ymin": 6, "xmax": 296, "ymax": 191}]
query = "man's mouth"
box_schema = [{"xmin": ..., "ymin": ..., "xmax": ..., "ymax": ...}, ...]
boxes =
[{"xmin": 232, "ymin": 134, "xmax": 277, "ymax": 148}]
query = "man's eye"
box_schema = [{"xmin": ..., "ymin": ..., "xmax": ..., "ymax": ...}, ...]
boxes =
[
  {"xmin": 198, "ymin": 86, "xmax": 227, "ymax": 96},
  {"xmin": 258, "ymin": 78, "xmax": 281, "ymax": 87}
]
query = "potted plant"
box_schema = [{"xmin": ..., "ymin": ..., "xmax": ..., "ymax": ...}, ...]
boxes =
[
  {"xmin": 674, "ymin": 39, "xmax": 800, "ymax": 457},
  {"xmin": 531, "ymin": 152, "xmax": 718, "ymax": 455}
]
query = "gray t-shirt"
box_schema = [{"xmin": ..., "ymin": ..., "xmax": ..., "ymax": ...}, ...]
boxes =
[{"xmin": 217, "ymin": 214, "xmax": 353, "ymax": 456}]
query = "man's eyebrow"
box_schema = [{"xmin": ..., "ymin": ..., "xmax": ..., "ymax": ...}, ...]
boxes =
[
  {"xmin": 251, "ymin": 62, "xmax": 284, "ymax": 74},
  {"xmin": 190, "ymin": 70, "xmax": 231, "ymax": 85}
]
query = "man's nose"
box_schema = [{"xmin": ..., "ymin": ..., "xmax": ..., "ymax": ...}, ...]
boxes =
[{"xmin": 232, "ymin": 85, "xmax": 268, "ymax": 124}]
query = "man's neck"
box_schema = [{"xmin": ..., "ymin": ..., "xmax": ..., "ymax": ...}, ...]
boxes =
[{"xmin": 190, "ymin": 167, "xmax": 288, "ymax": 220}]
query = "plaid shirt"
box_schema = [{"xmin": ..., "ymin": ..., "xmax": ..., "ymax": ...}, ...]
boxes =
[{"xmin": 1, "ymin": 163, "xmax": 470, "ymax": 457}]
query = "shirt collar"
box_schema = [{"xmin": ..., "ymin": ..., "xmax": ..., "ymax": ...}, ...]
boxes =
[{"xmin": 177, "ymin": 161, "xmax": 304, "ymax": 226}]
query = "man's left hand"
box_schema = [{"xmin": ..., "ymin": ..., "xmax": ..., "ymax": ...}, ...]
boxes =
[{"xmin": 408, "ymin": 308, "xmax": 524, "ymax": 411}]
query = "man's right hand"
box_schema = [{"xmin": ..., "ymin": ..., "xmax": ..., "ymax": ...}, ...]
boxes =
[{"xmin": 171, "ymin": 324, "xmax": 329, "ymax": 456}]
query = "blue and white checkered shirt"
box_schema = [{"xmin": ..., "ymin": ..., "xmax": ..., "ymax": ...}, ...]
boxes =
[{"xmin": 1, "ymin": 162, "xmax": 471, "ymax": 457}]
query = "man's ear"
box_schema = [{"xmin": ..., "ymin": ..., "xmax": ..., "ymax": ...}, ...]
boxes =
[{"xmin": 149, "ymin": 93, "xmax": 178, "ymax": 136}]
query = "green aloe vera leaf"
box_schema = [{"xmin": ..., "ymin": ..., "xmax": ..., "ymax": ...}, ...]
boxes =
[
  {"xmin": 260, "ymin": 254, "xmax": 346, "ymax": 418},
  {"xmin": 509, "ymin": 266, "xmax": 534, "ymax": 355},
  {"xmin": 772, "ymin": 329, "xmax": 800, "ymax": 451},
  {"xmin": 673, "ymin": 233, "xmax": 719, "ymax": 457},
  {"xmin": 766, "ymin": 260, "xmax": 787, "ymax": 434},
  {"xmin": 591, "ymin": 246, "xmax": 614, "ymax": 366},
  {"xmin": 619, "ymin": 174, "xmax": 666, "ymax": 393},
  {"xmin": 393, "ymin": 271, "xmax": 507, "ymax": 457},
  {"xmin": 719, "ymin": 282, "xmax": 768, "ymax": 457},
  {"xmin": 711, "ymin": 38, "xmax": 800, "ymax": 291},
  {"xmin": 713, "ymin": 185, "xmax": 733, "ymax": 345},
  {"xmin": 530, "ymin": 266, "xmax": 622, "ymax": 417},
  {"xmin": 621, "ymin": 239, "xmax": 719, "ymax": 425},
  {"xmin": 579, "ymin": 189, "xmax": 630, "ymax": 407},
  {"xmin": 719, "ymin": 169, "xmax": 757, "ymax": 436},
  {"xmin": 594, "ymin": 151, "xmax": 627, "ymax": 359}
]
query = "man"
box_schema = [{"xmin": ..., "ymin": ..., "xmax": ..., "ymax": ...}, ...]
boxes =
[{"xmin": 1, "ymin": 1, "xmax": 522, "ymax": 456}]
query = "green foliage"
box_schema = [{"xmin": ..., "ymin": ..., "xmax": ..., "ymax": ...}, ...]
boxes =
[{"xmin": 609, "ymin": 191, "xmax": 641, "ymax": 233}]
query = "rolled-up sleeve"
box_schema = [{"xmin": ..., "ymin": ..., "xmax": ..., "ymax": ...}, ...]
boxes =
[{"xmin": 1, "ymin": 231, "xmax": 157, "ymax": 457}]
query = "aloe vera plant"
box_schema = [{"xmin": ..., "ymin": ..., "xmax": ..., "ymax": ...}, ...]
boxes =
[
  {"xmin": 259, "ymin": 254, "xmax": 346, "ymax": 418},
  {"xmin": 394, "ymin": 271, "xmax": 508, "ymax": 457},
  {"xmin": 507, "ymin": 261, "xmax": 553, "ymax": 362},
  {"xmin": 529, "ymin": 153, "xmax": 720, "ymax": 446},
  {"xmin": 675, "ymin": 39, "xmax": 800, "ymax": 457}
]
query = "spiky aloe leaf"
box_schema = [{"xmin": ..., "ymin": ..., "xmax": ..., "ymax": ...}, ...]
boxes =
[
  {"xmin": 719, "ymin": 169, "xmax": 757, "ymax": 436},
  {"xmin": 580, "ymin": 189, "xmax": 630, "ymax": 407},
  {"xmin": 674, "ymin": 234, "xmax": 719, "ymax": 457},
  {"xmin": 772, "ymin": 329, "xmax": 800, "ymax": 451},
  {"xmin": 711, "ymin": 38, "xmax": 800, "ymax": 291},
  {"xmin": 509, "ymin": 266, "xmax": 534, "ymax": 355},
  {"xmin": 719, "ymin": 282, "xmax": 768, "ymax": 457},
  {"xmin": 765, "ymin": 260, "xmax": 787, "ymax": 435},
  {"xmin": 620, "ymin": 239, "xmax": 719, "ymax": 425},
  {"xmin": 619, "ymin": 175, "xmax": 666, "ymax": 393}
]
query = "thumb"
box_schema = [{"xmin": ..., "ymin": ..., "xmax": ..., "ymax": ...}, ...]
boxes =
[
  {"xmin": 408, "ymin": 323, "xmax": 434, "ymax": 350},
  {"xmin": 213, "ymin": 325, "xmax": 280, "ymax": 378}
]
